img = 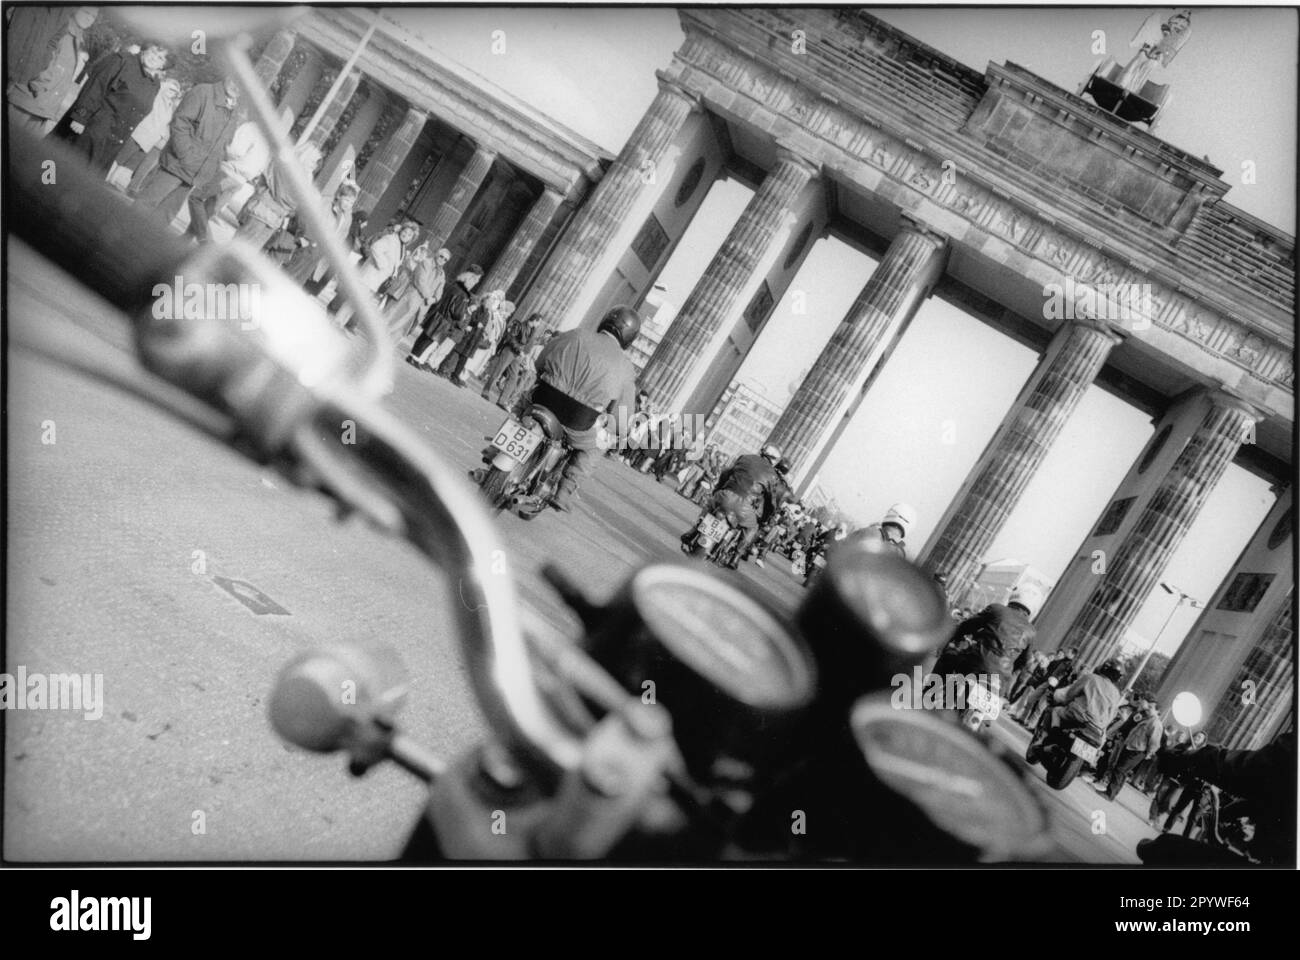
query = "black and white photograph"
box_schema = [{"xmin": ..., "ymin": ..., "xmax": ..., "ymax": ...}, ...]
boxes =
[{"xmin": 2, "ymin": 0, "xmax": 1296, "ymax": 910}]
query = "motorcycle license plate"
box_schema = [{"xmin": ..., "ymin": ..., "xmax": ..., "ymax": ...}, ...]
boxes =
[
  {"xmin": 966, "ymin": 684, "xmax": 1000, "ymax": 719},
  {"xmin": 697, "ymin": 514, "xmax": 727, "ymax": 541},
  {"xmin": 1070, "ymin": 738, "xmax": 1099, "ymax": 764},
  {"xmin": 491, "ymin": 418, "xmax": 543, "ymax": 464}
]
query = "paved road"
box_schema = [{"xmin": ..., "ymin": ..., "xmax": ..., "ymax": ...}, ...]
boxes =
[{"xmin": 5, "ymin": 240, "xmax": 1154, "ymax": 863}]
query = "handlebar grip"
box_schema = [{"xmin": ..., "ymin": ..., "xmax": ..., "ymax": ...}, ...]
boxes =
[{"xmin": 6, "ymin": 125, "xmax": 190, "ymax": 317}]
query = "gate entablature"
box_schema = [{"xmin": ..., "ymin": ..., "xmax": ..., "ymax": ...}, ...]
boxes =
[{"xmin": 669, "ymin": 8, "xmax": 1293, "ymax": 425}]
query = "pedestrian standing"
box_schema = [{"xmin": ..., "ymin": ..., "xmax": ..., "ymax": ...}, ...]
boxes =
[
  {"xmin": 408, "ymin": 265, "xmax": 483, "ymax": 369},
  {"xmin": 437, "ymin": 288, "xmax": 501, "ymax": 383},
  {"xmin": 6, "ymin": 6, "xmax": 97, "ymax": 138},
  {"xmin": 1099, "ymin": 700, "xmax": 1164, "ymax": 801},
  {"xmin": 136, "ymin": 75, "xmax": 241, "ymax": 230},
  {"xmin": 54, "ymin": 40, "xmax": 167, "ymax": 175},
  {"xmin": 385, "ymin": 245, "xmax": 449, "ymax": 340}
]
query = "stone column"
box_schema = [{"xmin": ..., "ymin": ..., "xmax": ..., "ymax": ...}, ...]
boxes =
[
  {"xmin": 279, "ymin": 53, "xmax": 323, "ymax": 121},
  {"xmin": 318, "ymin": 88, "xmax": 386, "ymax": 191},
  {"xmin": 767, "ymin": 221, "xmax": 948, "ymax": 478},
  {"xmin": 639, "ymin": 146, "xmax": 819, "ymax": 413},
  {"xmin": 919, "ymin": 319, "xmax": 1123, "ymax": 597},
  {"xmin": 481, "ymin": 187, "xmax": 565, "ymax": 301},
  {"xmin": 425, "ymin": 142, "xmax": 498, "ymax": 247},
  {"xmin": 357, "ymin": 105, "xmax": 427, "ymax": 213},
  {"xmin": 1206, "ymin": 594, "xmax": 1294, "ymax": 750},
  {"xmin": 305, "ymin": 68, "xmax": 362, "ymax": 151},
  {"xmin": 515, "ymin": 72, "xmax": 700, "ymax": 327},
  {"xmin": 253, "ymin": 29, "xmax": 297, "ymax": 91},
  {"xmin": 1064, "ymin": 391, "xmax": 1259, "ymax": 666}
]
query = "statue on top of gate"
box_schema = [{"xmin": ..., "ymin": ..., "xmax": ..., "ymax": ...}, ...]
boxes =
[{"xmin": 1081, "ymin": 9, "xmax": 1193, "ymax": 131}]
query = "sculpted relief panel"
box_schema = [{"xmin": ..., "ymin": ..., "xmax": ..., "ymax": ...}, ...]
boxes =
[{"xmin": 676, "ymin": 37, "xmax": 1293, "ymax": 397}]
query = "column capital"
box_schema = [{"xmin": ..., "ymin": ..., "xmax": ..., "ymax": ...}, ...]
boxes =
[
  {"xmin": 773, "ymin": 140, "xmax": 821, "ymax": 178},
  {"xmin": 1203, "ymin": 386, "xmax": 1265, "ymax": 422},
  {"xmin": 655, "ymin": 70, "xmax": 705, "ymax": 113},
  {"xmin": 467, "ymin": 140, "xmax": 500, "ymax": 163},
  {"xmin": 1067, "ymin": 316, "xmax": 1127, "ymax": 345},
  {"xmin": 898, "ymin": 213, "xmax": 949, "ymax": 248}
]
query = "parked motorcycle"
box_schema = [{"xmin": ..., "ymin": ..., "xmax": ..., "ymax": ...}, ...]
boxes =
[
  {"xmin": 1024, "ymin": 711, "xmax": 1105, "ymax": 790},
  {"xmin": 477, "ymin": 403, "xmax": 571, "ymax": 518}
]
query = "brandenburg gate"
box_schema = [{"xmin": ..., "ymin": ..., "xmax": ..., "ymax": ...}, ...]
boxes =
[{"xmin": 257, "ymin": 8, "xmax": 1293, "ymax": 748}]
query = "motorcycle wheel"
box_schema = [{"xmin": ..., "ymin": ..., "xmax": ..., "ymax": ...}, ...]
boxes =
[
  {"xmin": 1047, "ymin": 756, "xmax": 1084, "ymax": 790},
  {"xmin": 479, "ymin": 466, "xmax": 511, "ymax": 513}
]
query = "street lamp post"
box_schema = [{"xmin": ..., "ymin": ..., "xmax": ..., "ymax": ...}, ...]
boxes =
[{"xmin": 1123, "ymin": 581, "xmax": 1203, "ymax": 694}]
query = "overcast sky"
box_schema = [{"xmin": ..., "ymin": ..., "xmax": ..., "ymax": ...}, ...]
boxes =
[{"xmin": 394, "ymin": 5, "xmax": 1292, "ymax": 655}]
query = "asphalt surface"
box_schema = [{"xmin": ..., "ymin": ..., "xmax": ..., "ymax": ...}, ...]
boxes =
[{"xmin": 5, "ymin": 239, "xmax": 1158, "ymax": 863}]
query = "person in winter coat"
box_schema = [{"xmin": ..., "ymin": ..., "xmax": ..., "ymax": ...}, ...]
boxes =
[
  {"xmin": 384, "ymin": 245, "xmax": 449, "ymax": 340},
  {"xmin": 105, "ymin": 77, "xmax": 181, "ymax": 192},
  {"xmin": 185, "ymin": 116, "xmax": 274, "ymax": 242},
  {"xmin": 933, "ymin": 587, "xmax": 1040, "ymax": 693},
  {"xmin": 336, "ymin": 219, "xmax": 418, "ymax": 331},
  {"xmin": 6, "ymin": 6, "xmax": 97, "ymax": 137},
  {"xmin": 407, "ymin": 266, "xmax": 483, "ymax": 369},
  {"xmin": 7, "ymin": 6, "xmax": 77, "ymax": 89},
  {"xmin": 54, "ymin": 41, "xmax": 166, "ymax": 174},
  {"xmin": 437, "ymin": 288, "xmax": 503, "ymax": 383},
  {"xmin": 135, "ymin": 76, "xmax": 241, "ymax": 228},
  {"xmin": 465, "ymin": 295, "xmax": 513, "ymax": 379},
  {"xmin": 481, "ymin": 312, "xmax": 543, "ymax": 404}
]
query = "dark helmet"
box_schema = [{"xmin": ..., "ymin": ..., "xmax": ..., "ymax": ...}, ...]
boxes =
[
  {"xmin": 597, "ymin": 305, "xmax": 642, "ymax": 349},
  {"xmin": 1096, "ymin": 658, "xmax": 1124, "ymax": 685},
  {"xmin": 774, "ymin": 458, "xmax": 791, "ymax": 477}
]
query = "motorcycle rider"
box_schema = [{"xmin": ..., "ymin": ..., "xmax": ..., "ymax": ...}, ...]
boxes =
[
  {"xmin": 531, "ymin": 305, "xmax": 641, "ymax": 512},
  {"xmin": 746, "ymin": 459, "xmax": 794, "ymax": 567},
  {"xmin": 838, "ymin": 503, "xmax": 916, "ymax": 560},
  {"xmin": 683, "ymin": 443, "xmax": 791, "ymax": 567},
  {"xmin": 1040, "ymin": 658, "xmax": 1126, "ymax": 744},
  {"xmin": 932, "ymin": 584, "xmax": 1041, "ymax": 696},
  {"xmin": 1009, "ymin": 646, "xmax": 1078, "ymax": 725}
]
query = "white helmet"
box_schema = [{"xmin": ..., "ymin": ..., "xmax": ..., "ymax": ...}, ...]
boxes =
[
  {"xmin": 881, "ymin": 502, "xmax": 917, "ymax": 538},
  {"xmin": 1008, "ymin": 584, "xmax": 1045, "ymax": 620},
  {"xmin": 760, "ymin": 443, "xmax": 782, "ymax": 464}
]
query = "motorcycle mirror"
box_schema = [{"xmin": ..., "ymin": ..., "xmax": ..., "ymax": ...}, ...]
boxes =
[
  {"xmin": 797, "ymin": 543, "xmax": 951, "ymax": 709},
  {"xmin": 1170, "ymin": 691, "xmax": 1203, "ymax": 727},
  {"xmin": 269, "ymin": 643, "xmax": 411, "ymax": 753},
  {"xmin": 112, "ymin": 6, "xmax": 303, "ymax": 44}
]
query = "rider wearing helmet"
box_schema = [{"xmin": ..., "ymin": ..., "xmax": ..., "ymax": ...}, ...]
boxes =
[
  {"xmin": 532, "ymin": 305, "xmax": 641, "ymax": 511},
  {"xmin": 1047, "ymin": 657, "xmax": 1126, "ymax": 738},
  {"xmin": 840, "ymin": 502, "xmax": 916, "ymax": 560},
  {"xmin": 932, "ymin": 581, "xmax": 1041, "ymax": 693},
  {"xmin": 686, "ymin": 442, "xmax": 793, "ymax": 566}
]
